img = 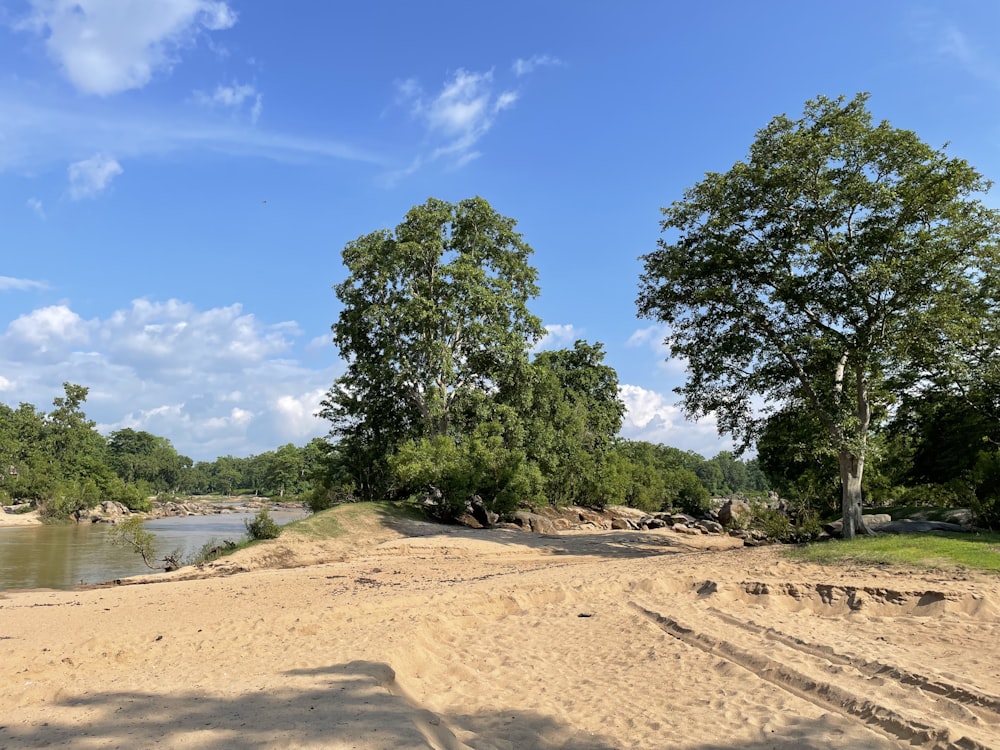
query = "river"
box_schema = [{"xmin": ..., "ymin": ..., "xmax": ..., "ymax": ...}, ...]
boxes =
[{"xmin": 0, "ymin": 509, "xmax": 308, "ymax": 591}]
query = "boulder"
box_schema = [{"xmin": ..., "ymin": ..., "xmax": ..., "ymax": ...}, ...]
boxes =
[
  {"xmin": 512, "ymin": 511, "xmax": 558, "ymax": 535},
  {"xmin": 468, "ymin": 497, "xmax": 498, "ymax": 528},
  {"xmin": 673, "ymin": 524, "xmax": 701, "ymax": 535}
]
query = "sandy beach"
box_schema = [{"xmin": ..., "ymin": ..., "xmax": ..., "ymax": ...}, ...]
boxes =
[{"xmin": 2, "ymin": 509, "xmax": 998, "ymax": 749}]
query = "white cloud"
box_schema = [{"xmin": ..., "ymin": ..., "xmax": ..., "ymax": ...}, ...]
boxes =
[
  {"xmin": 307, "ymin": 334, "xmax": 333, "ymax": 351},
  {"xmin": 6, "ymin": 304, "xmax": 93, "ymax": 351},
  {"xmin": 618, "ymin": 383, "xmax": 731, "ymax": 457},
  {"xmin": 272, "ymin": 389, "xmax": 326, "ymax": 440},
  {"xmin": 26, "ymin": 197, "xmax": 46, "ymax": 219},
  {"xmin": 0, "ymin": 276, "xmax": 48, "ymax": 292},
  {"xmin": 512, "ymin": 54, "xmax": 563, "ymax": 77},
  {"xmin": 0, "ymin": 298, "xmax": 341, "ymax": 460},
  {"xmin": 393, "ymin": 68, "xmax": 519, "ymax": 175},
  {"xmin": 195, "ymin": 80, "xmax": 263, "ymax": 124},
  {"xmin": 626, "ymin": 324, "xmax": 686, "ymax": 374},
  {"xmin": 20, "ymin": 0, "xmax": 238, "ymax": 96},
  {"xmin": 533, "ymin": 323, "xmax": 581, "ymax": 352},
  {"xmin": 0, "ymin": 376, "xmax": 14, "ymax": 392},
  {"xmin": 68, "ymin": 152, "xmax": 123, "ymax": 199}
]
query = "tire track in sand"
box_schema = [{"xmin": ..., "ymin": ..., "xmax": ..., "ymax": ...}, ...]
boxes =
[{"xmin": 631, "ymin": 601, "xmax": 992, "ymax": 749}]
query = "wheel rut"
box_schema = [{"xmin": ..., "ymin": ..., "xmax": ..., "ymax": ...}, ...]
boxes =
[{"xmin": 631, "ymin": 600, "xmax": 995, "ymax": 749}]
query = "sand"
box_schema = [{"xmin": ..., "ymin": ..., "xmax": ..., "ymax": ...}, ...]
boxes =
[{"xmin": 2, "ymin": 511, "xmax": 999, "ymax": 749}]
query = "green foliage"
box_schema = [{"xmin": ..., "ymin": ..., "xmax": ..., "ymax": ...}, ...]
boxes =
[
  {"xmin": 972, "ymin": 449, "xmax": 1000, "ymax": 529},
  {"xmin": 245, "ymin": 508, "xmax": 282, "ymax": 540},
  {"xmin": 109, "ymin": 516, "xmax": 181, "ymax": 570},
  {"xmin": 323, "ymin": 197, "xmax": 544, "ymax": 501},
  {"xmin": 664, "ymin": 468, "xmax": 711, "ymax": 515},
  {"xmin": 639, "ymin": 93, "xmax": 1000, "ymax": 538},
  {"xmin": 190, "ymin": 538, "xmax": 238, "ymax": 565},
  {"xmin": 391, "ymin": 426, "xmax": 543, "ymax": 520}
]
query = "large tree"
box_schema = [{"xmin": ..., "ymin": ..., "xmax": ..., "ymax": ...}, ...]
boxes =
[
  {"xmin": 637, "ymin": 94, "xmax": 1000, "ymax": 538},
  {"xmin": 322, "ymin": 196, "xmax": 544, "ymax": 500}
]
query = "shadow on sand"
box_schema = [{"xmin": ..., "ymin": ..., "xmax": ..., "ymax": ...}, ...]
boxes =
[{"xmin": 2, "ymin": 659, "xmax": 883, "ymax": 749}]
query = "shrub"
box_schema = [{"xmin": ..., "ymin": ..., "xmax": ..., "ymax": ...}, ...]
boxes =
[{"xmin": 245, "ymin": 508, "xmax": 281, "ymax": 540}]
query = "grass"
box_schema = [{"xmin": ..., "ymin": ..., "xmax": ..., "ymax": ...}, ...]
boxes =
[
  {"xmin": 282, "ymin": 501, "xmax": 428, "ymax": 540},
  {"xmin": 787, "ymin": 531, "xmax": 1000, "ymax": 573}
]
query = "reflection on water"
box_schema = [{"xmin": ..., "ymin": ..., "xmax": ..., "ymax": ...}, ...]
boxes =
[{"xmin": 0, "ymin": 510, "xmax": 307, "ymax": 591}]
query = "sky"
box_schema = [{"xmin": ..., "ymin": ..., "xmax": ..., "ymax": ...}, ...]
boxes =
[{"xmin": 2, "ymin": 1, "xmax": 1000, "ymax": 462}]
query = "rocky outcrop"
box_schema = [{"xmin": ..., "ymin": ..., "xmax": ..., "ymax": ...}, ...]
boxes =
[
  {"xmin": 71, "ymin": 497, "xmax": 305, "ymax": 524},
  {"xmin": 73, "ymin": 501, "xmax": 130, "ymax": 523}
]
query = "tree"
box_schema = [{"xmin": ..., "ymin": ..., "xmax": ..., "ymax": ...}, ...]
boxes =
[
  {"xmin": 637, "ymin": 93, "xmax": 1000, "ymax": 539},
  {"xmin": 322, "ymin": 196, "xmax": 544, "ymax": 500},
  {"xmin": 509, "ymin": 341, "xmax": 626, "ymax": 507}
]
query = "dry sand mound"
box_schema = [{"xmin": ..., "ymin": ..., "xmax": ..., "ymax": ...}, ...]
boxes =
[{"xmin": 2, "ymin": 506, "xmax": 999, "ymax": 749}]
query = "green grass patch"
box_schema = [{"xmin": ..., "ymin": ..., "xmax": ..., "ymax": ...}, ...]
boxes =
[
  {"xmin": 283, "ymin": 501, "xmax": 427, "ymax": 540},
  {"xmin": 787, "ymin": 532, "xmax": 1000, "ymax": 573}
]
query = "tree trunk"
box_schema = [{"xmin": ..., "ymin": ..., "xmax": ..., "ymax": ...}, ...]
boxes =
[{"xmin": 838, "ymin": 450, "xmax": 872, "ymax": 540}]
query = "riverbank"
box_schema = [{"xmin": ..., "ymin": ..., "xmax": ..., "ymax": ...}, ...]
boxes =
[
  {"xmin": 2, "ymin": 508, "xmax": 999, "ymax": 748},
  {"xmin": 0, "ymin": 507, "xmax": 41, "ymax": 526},
  {"xmin": 0, "ymin": 496, "xmax": 305, "ymax": 528}
]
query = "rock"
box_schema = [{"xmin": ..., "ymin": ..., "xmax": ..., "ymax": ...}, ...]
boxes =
[
  {"xmin": 512, "ymin": 511, "xmax": 558, "ymax": 534},
  {"xmin": 456, "ymin": 513, "xmax": 484, "ymax": 529},
  {"xmin": 877, "ymin": 519, "xmax": 971, "ymax": 534},
  {"xmin": 824, "ymin": 513, "xmax": 907, "ymax": 537},
  {"xmin": 577, "ymin": 508, "xmax": 605, "ymax": 526},
  {"xmin": 668, "ymin": 513, "xmax": 697, "ymax": 525},
  {"xmin": 468, "ymin": 497, "xmax": 498, "ymax": 528},
  {"xmin": 698, "ymin": 520, "xmax": 724, "ymax": 534},
  {"xmin": 611, "ymin": 518, "xmax": 631, "ymax": 530},
  {"xmin": 673, "ymin": 524, "xmax": 701, "ymax": 535}
]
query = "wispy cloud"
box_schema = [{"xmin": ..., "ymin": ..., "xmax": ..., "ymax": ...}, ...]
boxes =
[
  {"xmin": 0, "ymin": 92, "xmax": 383, "ymax": 175},
  {"xmin": 0, "ymin": 276, "xmax": 48, "ymax": 292},
  {"xmin": 17, "ymin": 0, "xmax": 238, "ymax": 96},
  {"xmin": 26, "ymin": 197, "xmax": 45, "ymax": 219},
  {"xmin": 908, "ymin": 12, "xmax": 1000, "ymax": 89},
  {"xmin": 512, "ymin": 54, "xmax": 564, "ymax": 77},
  {"xmin": 68, "ymin": 153, "xmax": 123, "ymax": 200},
  {"xmin": 195, "ymin": 80, "xmax": 263, "ymax": 124},
  {"xmin": 391, "ymin": 67, "xmax": 519, "ymax": 179}
]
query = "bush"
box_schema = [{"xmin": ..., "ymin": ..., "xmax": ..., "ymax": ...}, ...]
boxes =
[
  {"xmin": 664, "ymin": 468, "xmax": 711, "ymax": 515},
  {"xmin": 245, "ymin": 508, "xmax": 281, "ymax": 540},
  {"xmin": 972, "ymin": 450, "xmax": 1000, "ymax": 529},
  {"xmin": 897, "ymin": 483, "xmax": 965, "ymax": 508}
]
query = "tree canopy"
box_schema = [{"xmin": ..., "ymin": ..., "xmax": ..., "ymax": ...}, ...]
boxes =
[
  {"xmin": 321, "ymin": 196, "xmax": 544, "ymax": 501},
  {"xmin": 637, "ymin": 93, "xmax": 1000, "ymax": 538}
]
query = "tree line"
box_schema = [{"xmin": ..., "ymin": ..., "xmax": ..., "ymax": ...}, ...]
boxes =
[
  {"xmin": 0, "ymin": 383, "xmax": 330, "ymax": 518},
  {"xmin": 0, "ymin": 382, "xmax": 766, "ymax": 519}
]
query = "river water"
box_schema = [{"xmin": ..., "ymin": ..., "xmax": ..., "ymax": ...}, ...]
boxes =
[{"xmin": 0, "ymin": 509, "xmax": 308, "ymax": 591}]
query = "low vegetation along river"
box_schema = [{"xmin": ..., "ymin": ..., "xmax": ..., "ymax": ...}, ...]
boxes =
[{"xmin": 0, "ymin": 509, "xmax": 307, "ymax": 591}]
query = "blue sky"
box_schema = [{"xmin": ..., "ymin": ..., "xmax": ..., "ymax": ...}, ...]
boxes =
[{"xmin": 1, "ymin": 1, "xmax": 999, "ymax": 462}]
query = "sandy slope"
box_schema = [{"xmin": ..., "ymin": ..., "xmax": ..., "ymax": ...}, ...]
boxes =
[{"xmin": 1, "ymin": 511, "xmax": 999, "ymax": 749}]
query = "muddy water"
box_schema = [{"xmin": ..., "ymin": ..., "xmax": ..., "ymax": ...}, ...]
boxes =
[{"xmin": 0, "ymin": 509, "xmax": 307, "ymax": 591}]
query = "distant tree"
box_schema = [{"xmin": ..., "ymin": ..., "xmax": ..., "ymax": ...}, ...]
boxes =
[
  {"xmin": 637, "ymin": 93, "xmax": 1000, "ymax": 538},
  {"xmin": 108, "ymin": 429, "xmax": 190, "ymax": 493}
]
